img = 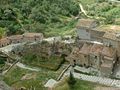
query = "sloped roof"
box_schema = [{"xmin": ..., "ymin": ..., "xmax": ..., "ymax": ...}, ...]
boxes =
[
  {"xmin": 95, "ymin": 25, "xmax": 120, "ymax": 41},
  {"xmin": 76, "ymin": 19, "xmax": 96, "ymax": 28},
  {"xmin": 103, "ymin": 32, "xmax": 116, "ymax": 40},
  {"xmin": 0, "ymin": 37, "xmax": 10, "ymax": 43},
  {"xmin": 101, "ymin": 46, "xmax": 116, "ymax": 57},
  {"xmin": 23, "ymin": 33, "xmax": 43, "ymax": 38},
  {"xmin": 79, "ymin": 43, "xmax": 92, "ymax": 55},
  {"xmin": 8, "ymin": 35, "xmax": 23, "ymax": 40},
  {"xmin": 95, "ymin": 25, "xmax": 120, "ymax": 33},
  {"xmin": 101, "ymin": 63, "xmax": 113, "ymax": 68},
  {"xmin": 90, "ymin": 44, "xmax": 103, "ymax": 55}
]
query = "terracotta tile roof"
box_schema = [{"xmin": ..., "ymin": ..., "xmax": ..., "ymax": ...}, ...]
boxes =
[
  {"xmin": 95, "ymin": 25, "xmax": 120, "ymax": 32},
  {"xmin": 76, "ymin": 19, "xmax": 96, "ymax": 28},
  {"xmin": 8, "ymin": 35, "xmax": 23, "ymax": 40},
  {"xmin": 103, "ymin": 32, "xmax": 117, "ymax": 40},
  {"xmin": 0, "ymin": 37, "xmax": 10, "ymax": 43},
  {"xmin": 101, "ymin": 46, "xmax": 116, "ymax": 57},
  {"xmin": 101, "ymin": 63, "xmax": 113, "ymax": 68},
  {"xmin": 94, "ymin": 25, "xmax": 120, "ymax": 41},
  {"xmin": 90, "ymin": 44, "xmax": 103, "ymax": 55},
  {"xmin": 79, "ymin": 43, "xmax": 92, "ymax": 55},
  {"xmin": 23, "ymin": 33, "xmax": 43, "ymax": 38}
]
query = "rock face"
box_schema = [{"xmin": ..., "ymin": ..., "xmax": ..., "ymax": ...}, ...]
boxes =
[{"xmin": 0, "ymin": 81, "xmax": 12, "ymax": 90}]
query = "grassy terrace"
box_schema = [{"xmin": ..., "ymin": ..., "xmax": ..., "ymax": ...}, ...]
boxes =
[
  {"xmin": 22, "ymin": 55, "xmax": 65, "ymax": 71},
  {"xmin": 3, "ymin": 66, "xmax": 103, "ymax": 90},
  {"xmin": 3, "ymin": 65, "xmax": 65, "ymax": 90}
]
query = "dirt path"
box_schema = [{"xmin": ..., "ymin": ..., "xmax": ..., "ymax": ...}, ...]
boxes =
[{"xmin": 16, "ymin": 62, "xmax": 40, "ymax": 72}]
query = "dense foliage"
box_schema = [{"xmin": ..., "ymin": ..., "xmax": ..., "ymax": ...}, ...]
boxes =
[
  {"xmin": 0, "ymin": 0, "xmax": 120, "ymax": 37},
  {"xmin": 78, "ymin": 0, "xmax": 120, "ymax": 24},
  {"xmin": 0, "ymin": 0, "xmax": 79, "ymax": 36}
]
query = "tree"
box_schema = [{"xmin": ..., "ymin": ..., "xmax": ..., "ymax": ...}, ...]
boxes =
[
  {"xmin": 0, "ymin": 0, "xmax": 79, "ymax": 35},
  {"xmin": 68, "ymin": 71, "xmax": 76, "ymax": 87}
]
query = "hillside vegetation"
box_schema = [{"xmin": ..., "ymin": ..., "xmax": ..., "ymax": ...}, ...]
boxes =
[
  {"xmin": 0, "ymin": 0, "xmax": 79, "ymax": 37},
  {"xmin": 78, "ymin": 0, "xmax": 120, "ymax": 24},
  {"xmin": 1, "ymin": 0, "xmax": 120, "ymax": 90},
  {"xmin": 0, "ymin": 0, "xmax": 120, "ymax": 37}
]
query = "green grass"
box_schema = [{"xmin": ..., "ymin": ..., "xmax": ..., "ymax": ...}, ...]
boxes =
[
  {"xmin": 53, "ymin": 77, "xmax": 97, "ymax": 90},
  {"xmin": 0, "ymin": 64, "xmax": 4, "ymax": 68},
  {"xmin": 22, "ymin": 54, "xmax": 65, "ymax": 71},
  {"xmin": 3, "ymin": 66, "xmax": 64, "ymax": 90},
  {"xmin": 44, "ymin": 19, "xmax": 77, "ymax": 37},
  {"xmin": 77, "ymin": 0, "xmax": 96, "ymax": 5},
  {"xmin": 3, "ymin": 67, "xmax": 29, "ymax": 86}
]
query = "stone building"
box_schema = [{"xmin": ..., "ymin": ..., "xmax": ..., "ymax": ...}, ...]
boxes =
[
  {"xmin": 67, "ymin": 19, "xmax": 120, "ymax": 77},
  {"xmin": 66, "ymin": 42, "xmax": 117, "ymax": 76},
  {"xmin": 100, "ymin": 46, "xmax": 117, "ymax": 76},
  {"xmin": 9, "ymin": 35, "xmax": 24, "ymax": 43},
  {"xmin": 75, "ymin": 19, "xmax": 97, "ymax": 40},
  {"xmin": 66, "ymin": 43, "xmax": 92, "ymax": 67},
  {"xmin": 79, "ymin": 43, "xmax": 92, "ymax": 67},
  {"xmin": 89, "ymin": 44, "xmax": 103, "ymax": 69},
  {"xmin": 23, "ymin": 33, "xmax": 43, "ymax": 42},
  {"xmin": 0, "ymin": 32, "xmax": 44, "ymax": 48}
]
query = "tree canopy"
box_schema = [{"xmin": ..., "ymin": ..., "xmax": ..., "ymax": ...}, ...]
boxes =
[{"xmin": 0, "ymin": 0, "xmax": 79, "ymax": 36}]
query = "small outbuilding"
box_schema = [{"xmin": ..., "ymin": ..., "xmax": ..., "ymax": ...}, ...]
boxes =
[{"xmin": 44, "ymin": 79, "xmax": 57, "ymax": 90}]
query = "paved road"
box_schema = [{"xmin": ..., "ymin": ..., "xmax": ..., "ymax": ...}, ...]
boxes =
[{"xmin": 64, "ymin": 67, "xmax": 120, "ymax": 88}]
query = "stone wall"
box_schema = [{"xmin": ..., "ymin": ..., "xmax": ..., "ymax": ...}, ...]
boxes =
[
  {"xmin": 0, "ymin": 33, "xmax": 43, "ymax": 48},
  {"xmin": 75, "ymin": 28, "xmax": 91, "ymax": 40}
]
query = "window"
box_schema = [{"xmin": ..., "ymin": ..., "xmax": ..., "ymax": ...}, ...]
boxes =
[
  {"xmin": 91, "ymin": 64, "xmax": 93, "ymax": 66},
  {"xmin": 18, "ymin": 52, "xmax": 22, "ymax": 56},
  {"xmin": 95, "ymin": 56, "xmax": 97, "ymax": 59},
  {"xmin": 73, "ymin": 60, "xmax": 76, "ymax": 63},
  {"xmin": 12, "ymin": 51, "xmax": 15, "ymax": 54},
  {"xmin": 84, "ymin": 64, "xmax": 86, "ymax": 67},
  {"xmin": 73, "ymin": 60, "xmax": 76, "ymax": 66}
]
